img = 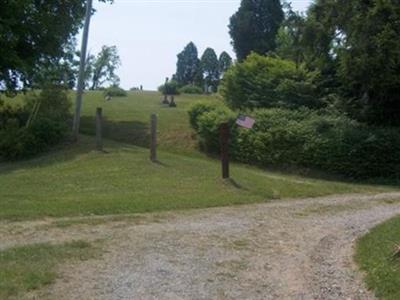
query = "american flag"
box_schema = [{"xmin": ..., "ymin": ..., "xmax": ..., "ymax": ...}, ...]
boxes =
[{"xmin": 236, "ymin": 115, "xmax": 255, "ymax": 129}]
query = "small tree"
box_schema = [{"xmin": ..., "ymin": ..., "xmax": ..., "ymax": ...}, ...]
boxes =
[
  {"xmin": 175, "ymin": 42, "xmax": 201, "ymax": 85},
  {"xmin": 89, "ymin": 45, "xmax": 121, "ymax": 90},
  {"xmin": 218, "ymin": 51, "xmax": 233, "ymax": 76},
  {"xmin": 201, "ymin": 48, "xmax": 220, "ymax": 92}
]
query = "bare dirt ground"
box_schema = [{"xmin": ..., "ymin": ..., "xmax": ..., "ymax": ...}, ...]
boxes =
[{"xmin": 2, "ymin": 192, "xmax": 400, "ymax": 300}]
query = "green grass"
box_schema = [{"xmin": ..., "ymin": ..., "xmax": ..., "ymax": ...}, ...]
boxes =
[
  {"xmin": 355, "ymin": 216, "xmax": 400, "ymax": 299},
  {"xmin": 0, "ymin": 240, "xmax": 96, "ymax": 300},
  {"xmin": 0, "ymin": 134, "xmax": 394, "ymax": 221},
  {"xmin": 79, "ymin": 91, "xmax": 219, "ymax": 155}
]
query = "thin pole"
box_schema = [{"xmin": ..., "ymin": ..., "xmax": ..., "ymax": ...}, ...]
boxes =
[
  {"xmin": 150, "ymin": 113, "xmax": 157, "ymax": 162},
  {"xmin": 220, "ymin": 122, "xmax": 230, "ymax": 179},
  {"xmin": 72, "ymin": 0, "xmax": 93, "ymax": 141}
]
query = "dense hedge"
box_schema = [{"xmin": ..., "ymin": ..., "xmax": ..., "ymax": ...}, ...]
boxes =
[
  {"xmin": 0, "ymin": 85, "xmax": 70, "ymax": 160},
  {"xmin": 220, "ymin": 53, "xmax": 323, "ymax": 110},
  {"xmin": 104, "ymin": 85, "xmax": 127, "ymax": 97},
  {"xmin": 179, "ymin": 84, "xmax": 203, "ymax": 94},
  {"xmin": 189, "ymin": 102, "xmax": 400, "ymax": 178}
]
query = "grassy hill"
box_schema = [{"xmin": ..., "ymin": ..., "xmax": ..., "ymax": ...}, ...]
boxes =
[{"xmin": 0, "ymin": 91, "xmax": 396, "ymax": 221}]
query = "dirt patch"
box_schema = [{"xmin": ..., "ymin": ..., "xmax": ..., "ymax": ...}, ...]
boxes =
[{"xmin": 2, "ymin": 192, "xmax": 400, "ymax": 299}]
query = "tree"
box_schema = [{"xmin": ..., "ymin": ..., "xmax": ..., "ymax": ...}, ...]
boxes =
[
  {"xmin": 229, "ymin": 0, "xmax": 284, "ymax": 61},
  {"xmin": 220, "ymin": 53, "xmax": 321, "ymax": 110},
  {"xmin": 175, "ymin": 42, "xmax": 201, "ymax": 85},
  {"xmin": 303, "ymin": 0, "xmax": 400, "ymax": 126},
  {"xmin": 201, "ymin": 48, "xmax": 220, "ymax": 91},
  {"xmin": 89, "ymin": 46, "xmax": 121, "ymax": 90},
  {"xmin": 219, "ymin": 52, "xmax": 233, "ymax": 76},
  {"xmin": 275, "ymin": 5, "xmax": 306, "ymax": 68},
  {"xmin": 0, "ymin": 0, "xmax": 112, "ymax": 94}
]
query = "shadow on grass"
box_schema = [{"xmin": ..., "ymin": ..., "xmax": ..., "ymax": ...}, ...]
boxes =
[{"xmin": 80, "ymin": 116, "xmax": 150, "ymax": 148}]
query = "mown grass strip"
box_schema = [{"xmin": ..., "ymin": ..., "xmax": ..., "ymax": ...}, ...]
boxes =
[{"xmin": 355, "ymin": 216, "xmax": 400, "ymax": 299}]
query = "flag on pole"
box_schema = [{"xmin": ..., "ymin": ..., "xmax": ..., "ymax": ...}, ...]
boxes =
[{"xmin": 236, "ymin": 114, "xmax": 255, "ymax": 129}]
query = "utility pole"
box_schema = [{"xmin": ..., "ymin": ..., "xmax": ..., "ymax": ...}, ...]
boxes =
[{"xmin": 72, "ymin": 0, "xmax": 93, "ymax": 141}]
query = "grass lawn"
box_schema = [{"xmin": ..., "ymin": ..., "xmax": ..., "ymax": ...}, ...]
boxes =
[
  {"xmin": 355, "ymin": 216, "xmax": 400, "ymax": 299},
  {"xmin": 0, "ymin": 240, "xmax": 97, "ymax": 300},
  {"xmin": 0, "ymin": 134, "xmax": 394, "ymax": 221}
]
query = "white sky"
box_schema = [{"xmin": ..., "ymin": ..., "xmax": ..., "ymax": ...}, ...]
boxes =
[{"xmin": 84, "ymin": 0, "xmax": 312, "ymax": 90}]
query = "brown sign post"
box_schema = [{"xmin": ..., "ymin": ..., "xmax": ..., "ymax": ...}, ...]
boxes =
[{"xmin": 219, "ymin": 122, "xmax": 230, "ymax": 179}]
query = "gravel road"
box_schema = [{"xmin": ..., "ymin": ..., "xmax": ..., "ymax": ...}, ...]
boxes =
[{"xmin": 2, "ymin": 192, "xmax": 400, "ymax": 300}]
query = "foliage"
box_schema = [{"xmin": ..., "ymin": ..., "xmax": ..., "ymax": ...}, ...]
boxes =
[
  {"xmin": 275, "ymin": 5, "xmax": 306, "ymax": 67},
  {"xmin": 201, "ymin": 48, "xmax": 220, "ymax": 91},
  {"xmin": 355, "ymin": 215, "xmax": 400, "ymax": 299},
  {"xmin": 174, "ymin": 42, "xmax": 201, "ymax": 86},
  {"xmin": 189, "ymin": 103, "xmax": 400, "ymax": 178},
  {"xmin": 221, "ymin": 53, "xmax": 322, "ymax": 110},
  {"xmin": 158, "ymin": 80, "xmax": 180, "ymax": 96},
  {"xmin": 229, "ymin": 0, "xmax": 284, "ymax": 61},
  {"xmin": 0, "ymin": 85, "xmax": 70, "ymax": 160},
  {"xmin": 0, "ymin": 0, "xmax": 112, "ymax": 93},
  {"xmin": 298, "ymin": 0, "xmax": 400, "ymax": 126},
  {"xmin": 179, "ymin": 84, "xmax": 203, "ymax": 95},
  {"xmin": 219, "ymin": 51, "xmax": 233, "ymax": 75},
  {"xmin": 104, "ymin": 85, "xmax": 127, "ymax": 97},
  {"xmin": 88, "ymin": 45, "xmax": 121, "ymax": 90}
]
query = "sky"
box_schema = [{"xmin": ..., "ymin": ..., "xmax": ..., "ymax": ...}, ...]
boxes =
[{"xmin": 85, "ymin": 0, "xmax": 312, "ymax": 90}]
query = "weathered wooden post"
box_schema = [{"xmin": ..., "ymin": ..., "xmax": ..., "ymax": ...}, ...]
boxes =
[
  {"xmin": 150, "ymin": 113, "xmax": 157, "ymax": 162},
  {"xmin": 220, "ymin": 122, "xmax": 230, "ymax": 179},
  {"xmin": 96, "ymin": 107, "xmax": 103, "ymax": 151}
]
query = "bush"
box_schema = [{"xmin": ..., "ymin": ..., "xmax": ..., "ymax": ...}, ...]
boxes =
[
  {"xmin": 220, "ymin": 53, "xmax": 323, "ymax": 110},
  {"xmin": 0, "ymin": 85, "xmax": 70, "ymax": 160},
  {"xmin": 104, "ymin": 85, "xmax": 127, "ymax": 97},
  {"xmin": 158, "ymin": 80, "xmax": 180, "ymax": 95},
  {"xmin": 188, "ymin": 103, "xmax": 400, "ymax": 178},
  {"xmin": 179, "ymin": 84, "xmax": 203, "ymax": 94}
]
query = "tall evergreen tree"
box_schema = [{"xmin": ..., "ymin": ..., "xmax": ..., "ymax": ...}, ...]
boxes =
[
  {"xmin": 201, "ymin": 48, "xmax": 220, "ymax": 91},
  {"xmin": 229, "ymin": 0, "xmax": 284, "ymax": 61},
  {"xmin": 219, "ymin": 51, "xmax": 233, "ymax": 76},
  {"xmin": 175, "ymin": 42, "xmax": 200, "ymax": 85}
]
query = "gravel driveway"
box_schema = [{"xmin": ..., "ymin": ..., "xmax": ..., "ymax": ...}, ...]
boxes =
[{"xmin": 2, "ymin": 192, "xmax": 400, "ymax": 300}]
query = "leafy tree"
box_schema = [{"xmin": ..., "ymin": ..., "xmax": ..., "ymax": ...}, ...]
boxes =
[
  {"xmin": 275, "ymin": 5, "xmax": 306, "ymax": 68},
  {"xmin": 89, "ymin": 45, "xmax": 121, "ymax": 90},
  {"xmin": 219, "ymin": 51, "xmax": 233, "ymax": 76},
  {"xmin": 220, "ymin": 53, "xmax": 322, "ymax": 110},
  {"xmin": 229, "ymin": 0, "xmax": 284, "ymax": 61},
  {"xmin": 201, "ymin": 48, "xmax": 220, "ymax": 91},
  {"xmin": 175, "ymin": 42, "xmax": 201, "ymax": 85},
  {"xmin": 303, "ymin": 0, "xmax": 400, "ymax": 126},
  {"xmin": 0, "ymin": 0, "xmax": 112, "ymax": 94}
]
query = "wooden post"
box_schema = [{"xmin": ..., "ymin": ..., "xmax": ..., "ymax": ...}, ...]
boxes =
[
  {"xmin": 220, "ymin": 122, "xmax": 230, "ymax": 179},
  {"xmin": 96, "ymin": 107, "xmax": 103, "ymax": 151},
  {"xmin": 150, "ymin": 113, "xmax": 157, "ymax": 162}
]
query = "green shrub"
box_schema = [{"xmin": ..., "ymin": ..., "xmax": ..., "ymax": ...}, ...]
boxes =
[
  {"xmin": 158, "ymin": 80, "xmax": 180, "ymax": 95},
  {"xmin": 104, "ymin": 85, "xmax": 127, "ymax": 97},
  {"xmin": 0, "ymin": 86, "xmax": 70, "ymax": 160},
  {"xmin": 179, "ymin": 84, "xmax": 203, "ymax": 94},
  {"xmin": 220, "ymin": 53, "xmax": 323, "ymax": 110},
  {"xmin": 188, "ymin": 103, "xmax": 400, "ymax": 178}
]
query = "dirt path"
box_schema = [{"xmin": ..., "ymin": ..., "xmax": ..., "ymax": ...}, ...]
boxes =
[{"xmin": 2, "ymin": 192, "xmax": 400, "ymax": 299}]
